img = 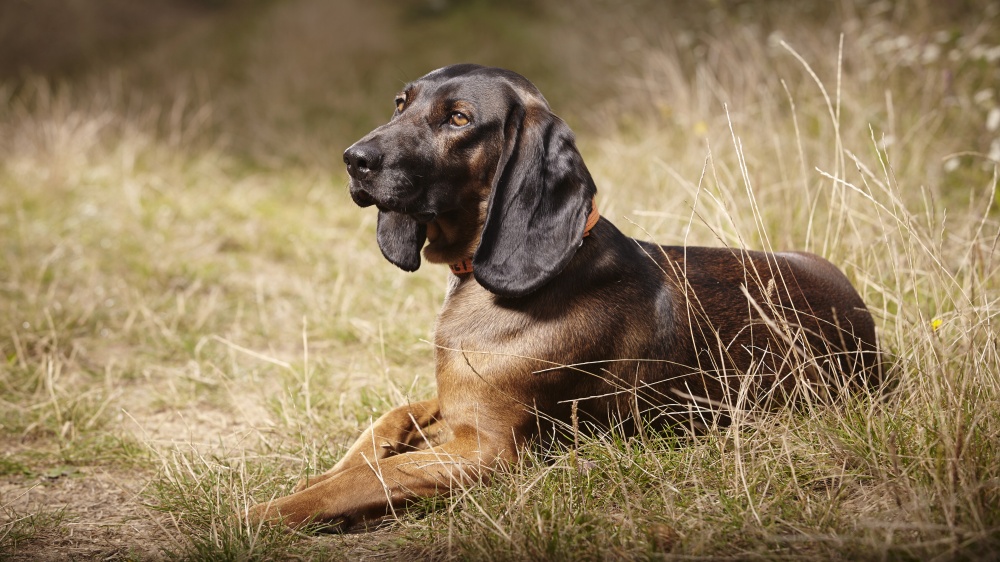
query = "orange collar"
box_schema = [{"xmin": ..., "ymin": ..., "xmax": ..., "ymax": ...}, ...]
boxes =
[{"xmin": 449, "ymin": 198, "xmax": 600, "ymax": 275}]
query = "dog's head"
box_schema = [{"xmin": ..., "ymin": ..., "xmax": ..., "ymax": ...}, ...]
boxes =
[{"xmin": 343, "ymin": 64, "xmax": 597, "ymax": 298}]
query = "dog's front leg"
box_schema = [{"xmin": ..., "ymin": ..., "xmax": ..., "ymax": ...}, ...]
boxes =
[
  {"xmin": 248, "ymin": 428, "xmax": 513, "ymax": 530},
  {"xmin": 293, "ymin": 398, "xmax": 443, "ymax": 492}
]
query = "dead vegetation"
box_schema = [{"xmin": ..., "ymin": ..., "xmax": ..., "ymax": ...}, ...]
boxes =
[{"xmin": 2, "ymin": 0, "xmax": 999, "ymax": 559}]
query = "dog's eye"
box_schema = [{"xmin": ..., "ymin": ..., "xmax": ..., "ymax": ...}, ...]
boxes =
[
  {"xmin": 395, "ymin": 95, "xmax": 406, "ymax": 113},
  {"xmin": 449, "ymin": 112, "xmax": 470, "ymax": 127}
]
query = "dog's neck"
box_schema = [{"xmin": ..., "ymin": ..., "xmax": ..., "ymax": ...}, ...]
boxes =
[{"xmin": 449, "ymin": 198, "xmax": 600, "ymax": 276}]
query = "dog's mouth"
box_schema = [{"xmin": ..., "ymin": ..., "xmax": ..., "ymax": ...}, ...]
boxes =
[
  {"xmin": 376, "ymin": 203, "xmax": 436, "ymax": 224},
  {"xmin": 350, "ymin": 180, "xmax": 437, "ymax": 221},
  {"xmin": 351, "ymin": 186, "xmax": 438, "ymax": 224},
  {"xmin": 411, "ymin": 211, "xmax": 437, "ymax": 223},
  {"xmin": 349, "ymin": 185, "xmax": 379, "ymax": 208}
]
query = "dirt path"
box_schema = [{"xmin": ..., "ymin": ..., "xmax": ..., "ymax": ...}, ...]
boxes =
[{"xmin": 2, "ymin": 467, "xmax": 174, "ymax": 561}]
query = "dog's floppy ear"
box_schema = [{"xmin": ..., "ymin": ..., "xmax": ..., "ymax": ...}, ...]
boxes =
[
  {"xmin": 472, "ymin": 105, "xmax": 597, "ymax": 298},
  {"xmin": 377, "ymin": 210, "xmax": 426, "ymax": 272}
]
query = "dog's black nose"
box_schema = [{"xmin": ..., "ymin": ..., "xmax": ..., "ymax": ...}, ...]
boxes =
[{"xmin": 343, "ymin": 142, "xmax": 383, "ymax": 180}]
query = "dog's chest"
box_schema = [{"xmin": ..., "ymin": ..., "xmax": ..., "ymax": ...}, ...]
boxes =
[{"xmin": 437, "ymin": 277, "xmax": 536, "ymax": 351}]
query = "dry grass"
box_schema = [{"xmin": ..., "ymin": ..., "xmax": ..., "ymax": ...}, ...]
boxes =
[{"xmin": 2, "ymin": 0, "xmax": 999, "ymax": 560}]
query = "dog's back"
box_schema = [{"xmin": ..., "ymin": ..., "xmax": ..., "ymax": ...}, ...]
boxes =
[{"xmin": 648, "ymin": 244, "xmax": 881, "ymax": 410}]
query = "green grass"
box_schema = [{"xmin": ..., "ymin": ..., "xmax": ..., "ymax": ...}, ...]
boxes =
[
  {"xmin": 2, "ymin": 0, "xmax": 999, "ymax": 559},
  {"xmin": 0, "ymin": 505, "xmax": 67, "ymax": 556}
]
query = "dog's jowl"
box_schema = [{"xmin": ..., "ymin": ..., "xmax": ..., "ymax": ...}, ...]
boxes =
[{"xmin": 249, "ymin": 64, "xmax": 880, "ymax": 531}]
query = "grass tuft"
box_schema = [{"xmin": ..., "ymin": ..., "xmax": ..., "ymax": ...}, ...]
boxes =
[{"xmin": 2, "ymin": 0, "xmax": 999, "ymax": 559}]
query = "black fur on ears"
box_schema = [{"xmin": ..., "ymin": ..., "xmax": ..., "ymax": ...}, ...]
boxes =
[
  {"xmin": 377, "ymin": 210, "xmax": 427, "ymax": 272},
  {"xmin": 472, "ymin": 105, "xmax": 597, "ymax": 298}
]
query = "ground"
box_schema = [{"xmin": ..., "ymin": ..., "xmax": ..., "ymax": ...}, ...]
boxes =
[{"xmin": 2, "ymin": 0, "xmax": 999, "ymax": 559}]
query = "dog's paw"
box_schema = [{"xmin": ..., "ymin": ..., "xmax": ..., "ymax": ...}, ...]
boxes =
[
  {"xmin": 245, "ymin": 498, "xmax": 347, "ymax": 533},
  {"xmin": 244, "ymin": 500, "xmax": 287, "ymax": 527}
]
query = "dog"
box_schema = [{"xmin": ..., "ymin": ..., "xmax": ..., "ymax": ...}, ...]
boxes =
[{"xmin": 248, "ymin": 64, "xmax": 880, "ymax": 531}]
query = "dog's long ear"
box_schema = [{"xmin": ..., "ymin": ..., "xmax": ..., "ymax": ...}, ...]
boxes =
[
  {"xmin": 472, "ymin": 105, "xmax": 597, "ymax": 298},
  {"xmin": 377, "ymin": 210, "xmax": 426, "ymax": 272}
]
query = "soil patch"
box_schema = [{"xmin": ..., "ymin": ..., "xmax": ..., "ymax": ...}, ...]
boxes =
[{"xmin": 2, "ymin": 467, "xmax": 174, "ymax": 561}]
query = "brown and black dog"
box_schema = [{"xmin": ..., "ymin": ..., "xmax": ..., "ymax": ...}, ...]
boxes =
[{"xmin": 249, "ymin": 64, "xmax": 880, "ymax": 531}]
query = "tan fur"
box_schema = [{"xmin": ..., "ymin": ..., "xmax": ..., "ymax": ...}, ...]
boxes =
[{"xmin": 248, "ymin": 66, "xmax": 879, "ymax": 531}]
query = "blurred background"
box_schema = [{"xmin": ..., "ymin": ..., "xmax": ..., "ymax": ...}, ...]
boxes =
[
  {"xmin": 2, "ymin": 2, "xmax": 1000, "ymax": 559},
  {"xmin": 4, "ymin": 0, "xmax": 996, "ymax": 169}
]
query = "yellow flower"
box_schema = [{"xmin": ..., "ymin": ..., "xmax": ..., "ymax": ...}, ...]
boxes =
[{"xmin": 931, "ymin": 318, "xmax": 943, "ymax": 331}]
